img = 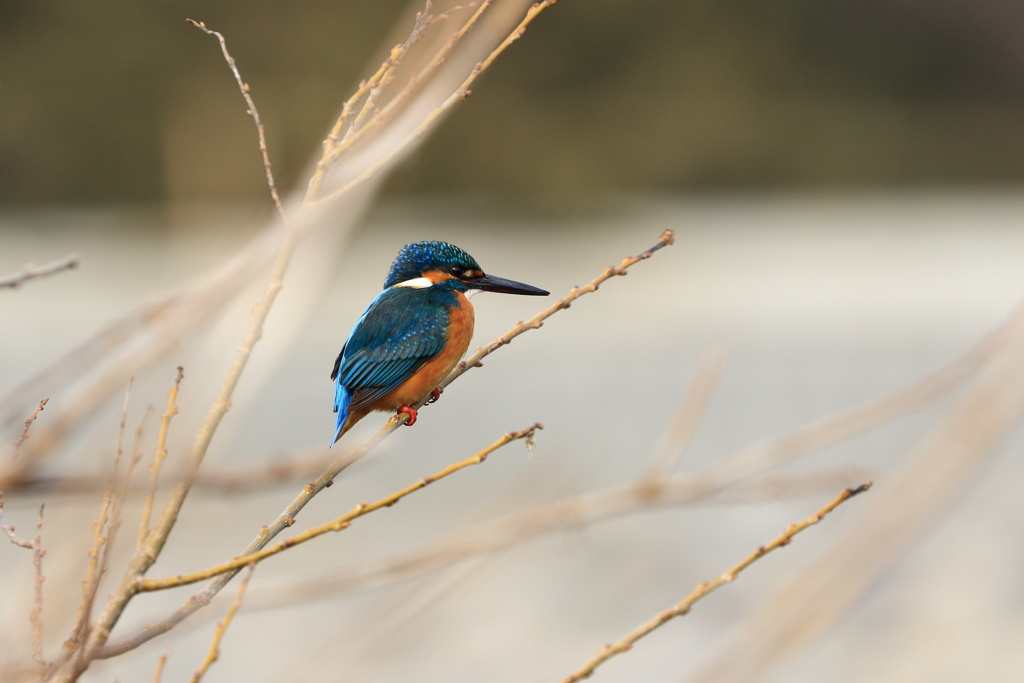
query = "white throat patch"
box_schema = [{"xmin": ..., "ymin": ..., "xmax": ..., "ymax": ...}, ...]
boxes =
[{"xmin": 392, "ymin": 277, "xmax": 434, "ymax": 289}]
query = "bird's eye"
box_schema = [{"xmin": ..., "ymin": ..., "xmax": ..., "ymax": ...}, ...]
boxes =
[{"xmin": 449, "ymin": 266, "xmax": 464, "ymax": 277}]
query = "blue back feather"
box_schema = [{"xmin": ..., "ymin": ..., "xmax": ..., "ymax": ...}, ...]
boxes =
[{"xmin": 330, "ymin": 286, "xmax": 458, "ymax": 445}]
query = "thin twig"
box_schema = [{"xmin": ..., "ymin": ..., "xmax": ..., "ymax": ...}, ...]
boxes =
[
  {"xmin": 91, "ymin": 382, "xmax": 143, "ymax": 640},
  {"xmin": 561, "ymin": 483, "xmax": 873, "ymax": 683},
  {"xmin": 64, "ymin": 486, "xmax": 110, "ymax": 651},
  {"xmin": 151, "ymin": 650, "xmax": 169, "ymax": 683},
  {"xmin": 187, "ymin": 20, "xmax": 286, "ymax": 224},
  {"xmin": 31, "ymin": 505, "xmax": 45, "ymax": 680},
  {"xmin": 444, "ymin": 229, "xmax": 676, "ymax": 391},
  {"xmin": 13, "ymin": 399, "xmax": 49, "ymax": 459},
  {"xmin": 188, "ymin": 566, "xmax": 254, "ymax": 683},
  {"xmin": 96, "ymin": 229, "xmax": 672, "ymax": 659},
  {"xmin": 138, "ymin": 369, "xmax": 183, "ymax": 548},
  {"xmin": 140, "ymin": 424, "xmax": 541, "ymax": 591},
  {"xmin": 107, "ymin": 405, "xmax": 154, "ymax": 552},
  {"xmin": 0, "ymin": 494, "xmax": 46, "ymax": 677},
  {"xmin": 0, "ymin": 254, "xmax": 78, "ymax": 290},
  {"xmin": 0, "ymin": 491, "xmax": 34, "ymax": 549}
]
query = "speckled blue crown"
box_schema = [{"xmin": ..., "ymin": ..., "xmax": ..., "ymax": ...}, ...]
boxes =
[{"xmin": 383, "ymin": 241, "xmax": 481, "ymax": 288}]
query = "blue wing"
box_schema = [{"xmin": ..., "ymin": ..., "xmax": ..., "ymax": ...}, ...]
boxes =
[{"xmin": 330, "ymin": 287, "xmax": 448, "ymax": 445}]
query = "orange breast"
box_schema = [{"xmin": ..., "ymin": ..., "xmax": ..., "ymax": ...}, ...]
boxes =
[{"xmin": 376, "ymin": 292, "xmax": 475, "ymax": 410}]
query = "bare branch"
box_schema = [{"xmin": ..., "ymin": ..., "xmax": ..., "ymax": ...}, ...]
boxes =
[
  {"xmin": 13, "ymin": 399, "xmax": 49, "ymax": 460},
  {"xmin": 60, "ymin": 381, "xmax": 132, "ymax": 664},
  {"xmin": 188, "ymin": 566, "xmax": 253, "ymax": 683},
  {"xmin": 186, "ymin": 20, "xmax": 286, "ymax": 224},
  {"xmin": 0, "ymin": 255, "xmax": 78, "ymax": 290},
  {"xmin": 561, "ymin": 483, "xmax": 873, "ymax": 683},
  {"xmin": 140, "ymin": 424, "xmax": 541, "ymax": 591},
  {"xmin": 138, "ymin": 369, "xmax": 183, "ymax": 547},
  {"xmin": 0, "ymin": 494, "xmax": 46, "ymax": 676},
  {"xmin": 151, "ymin": 650, "xmax": 169, "ymax": 683},
  {"xmin": 0, "ymin": 491, "xmax": 34, "ymax": 549},
  {"xmin": 31, "ymin": 505, "xmax": 45, "ymax": 680}
]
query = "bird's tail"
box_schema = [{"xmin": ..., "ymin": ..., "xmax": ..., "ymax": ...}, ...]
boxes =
[{"xmin": 331, "ymin": 381, "xmax": 353, "ymax": 448}]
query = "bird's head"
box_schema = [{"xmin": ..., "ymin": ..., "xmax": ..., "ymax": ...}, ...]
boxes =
[{"xmin": 384, "ymin": 241, "xmax": 549, "ymax": 296}]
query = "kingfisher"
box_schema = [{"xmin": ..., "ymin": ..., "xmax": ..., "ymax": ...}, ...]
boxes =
[{"xmin": 330, "ymin": 241, "xmax": 549, "ymax": 445}]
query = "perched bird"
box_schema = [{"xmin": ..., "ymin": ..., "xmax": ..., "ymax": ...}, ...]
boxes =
[{"xmin": 330, "ymin": 241, "xmax": 548, "ymax": 445}]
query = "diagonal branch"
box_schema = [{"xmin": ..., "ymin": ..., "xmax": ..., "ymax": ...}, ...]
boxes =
[
  {"xmin": 0, "ymin": 255, "xmax": 78, "ymax": 290},
  {"xmin": 561, "ymin": 483, "xmax": 873, "ymax": 683},
  {"xmin": 12, "ymin": 399, "xmax": 49, "ymax": 460},
  {"xmin": 140, "ymin": 424, "xmax": 541, "ymax": 591}
]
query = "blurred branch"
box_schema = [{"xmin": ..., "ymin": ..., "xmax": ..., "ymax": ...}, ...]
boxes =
[
  {"xmin": 140, "ymin": 424, "xmax": 541, "ymax": 591},
  {"xmin": 96, "ymin": 227, "xmax": 672, "ymax": 659},
  {"xmin": 236, "ymin": 469, "xmax": 872, "ymax": 615},
  {"xmin": 309, "ymin": 1, "xmax": 439, "ymax": 203},
  {"xmin": 686, "ymin": 307, "xmax": 1024, "ymax": 683},
  {"xmin": 562, "ymin": 483, "xmax": 873, "ymax": 683},
  {"xmin": 310, "ymin": 0, "xmax": 562, "ymax": 208},
  {"xmin": 188, "ymin": 566, "xmax": 253, "ymax": 683},
  {"xmin": 682, "ymin": 298, "xmax": 1024, "ymax": 493},
  {"xmin": 0, "ymin": 255, "xmax": 78, "ymax": 290},
  {"xmin": 326, "ymin": 1, "xmax": 488, "ymax": 163},
  {"xmin": 14, "ymin": 445, "xmax": 336, "ymax": 495},
  {"xmin": 639, "ymin": 348, "xmax": 724, "ymax": 485}
]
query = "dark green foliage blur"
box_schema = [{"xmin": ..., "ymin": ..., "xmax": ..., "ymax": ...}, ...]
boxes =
[{"xmin": 2, "ymin": 0, "xmax": 1024, "ymax": 206}]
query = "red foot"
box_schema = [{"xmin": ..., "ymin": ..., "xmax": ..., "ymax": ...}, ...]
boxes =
[
  {"xmin": 426, "ymin": 386, "xmax": 443, "ymax": 404},
  {"xmin": 397, "ymin": 405, "xmax": 418, "ymax": 426}
]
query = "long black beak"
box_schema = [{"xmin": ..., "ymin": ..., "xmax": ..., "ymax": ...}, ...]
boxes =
[{"xmin": 469, "ymin": 274, "xmax": 549, "ymax": 296}]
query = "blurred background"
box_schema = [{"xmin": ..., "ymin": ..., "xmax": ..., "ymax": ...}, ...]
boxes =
[
  {"xmin": 2, "ymin": 1, "xmax": 1024, "ymax": 683},
  {"xmin": 5, "ymin": 0, "xmax": 1024, "ymax": 206}
]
